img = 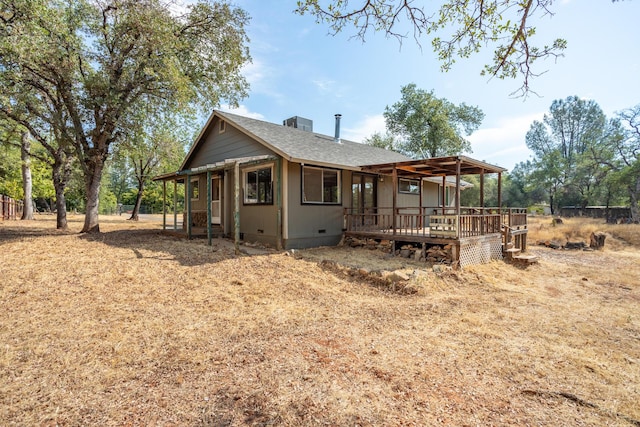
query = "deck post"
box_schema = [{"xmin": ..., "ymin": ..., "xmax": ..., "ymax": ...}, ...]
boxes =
[
  {"xmin": 392, "ymin": 166, "xmax": 397, "ymax": 236},
  {"xmin": 234, "ymin": 161, "xmax": 240, "ymax": 255},
  {"xmin": 455, "ymin": 158, "xmax": 461, "ymax": 238},
  {"xmin": 162, "ymin": 180, "xmax": 166, "ymax": 231},
  {"xmin": 497, "ymin": 172, "xmax": 502, "ymax": 209},
  {"xmin": 173, "ymin": 180, "xmax": 177, "ymax": 231},
  {"xmin": 480, "ymin": 169, "xmax": 485, "ymax": 235},
  {"xmin": 186, "ymin": 176, "xmax": 192, "ymax": 239},
  {"xmin": 207, "ymin": 170, "xmax": 212, "ymax": 246},
  {"xmin": 276, "ymin": 157, "xmax": 283, "ymax": 250},
  {"xmin": 419, "ymin": 177, "xmax": 424, "ymax": 228},
  {"xmin": 441, "ymin": 176, "xmax": 446, "ymax": 215}
]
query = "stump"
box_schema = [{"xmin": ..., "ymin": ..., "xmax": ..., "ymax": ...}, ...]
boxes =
[{"xmin": 590, "ymin": 232, "xmax": 606, "ymax": 250}]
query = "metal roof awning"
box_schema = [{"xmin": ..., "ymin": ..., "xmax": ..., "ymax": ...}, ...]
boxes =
[{"xmin": 360, "ymin": 155, "xmax": 507, "ymax": 178}]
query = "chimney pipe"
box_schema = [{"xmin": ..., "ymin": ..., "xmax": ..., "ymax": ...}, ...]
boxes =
[{"xmin": 334, "ymin": 114, "xmax": 342, "ymax": 143}]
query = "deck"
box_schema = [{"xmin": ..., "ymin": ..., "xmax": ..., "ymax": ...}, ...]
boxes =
[{"xmin": 344, "ymin": 207, "xmax": 528, "ymax": 266}]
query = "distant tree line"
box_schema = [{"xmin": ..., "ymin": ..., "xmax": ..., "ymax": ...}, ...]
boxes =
[{"xmin": 369, "ymin": 87, "xmax": 639, "ymax": 222}]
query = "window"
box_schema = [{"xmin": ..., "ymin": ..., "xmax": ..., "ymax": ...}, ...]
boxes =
[
  {"xmin": 219, "ymin": 120, "xmax": 226, "ymax": 133},
  {"xmin": 438, "ymin": 185, "xmax": 451, "ymax": 206},
  {"xmin": 244, "ymin": 166, "xmax": 273, "ymax": 204},
  {"xmin": 190, "ymin": 178, "xmax": 199, "ymax": 200},
  {"xmin": 399, "ymin": 178, "xmax": 420, "ymax": 194},
  {"xmin": 302, "ymin": 166, "xmax": 340, "ymax": 204}
]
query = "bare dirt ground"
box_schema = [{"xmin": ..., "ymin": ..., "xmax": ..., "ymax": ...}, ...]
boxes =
[{"xmin": 1, "ymin": 214, "xmax": 639, "ymax": 426}]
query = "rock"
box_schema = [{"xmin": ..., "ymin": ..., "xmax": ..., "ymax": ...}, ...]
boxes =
[
  {"xmin": 357, "ymin": 268, "xmax": 370, "ymax": 276},
  {"xmin": 400, "ymin": 249, "xmax": 412, "ymax": 258},
  {"xmin": 564, "ymin": 241, "xmax": 586, "ymax": 250},
  {"xmin": 589, "ymin": 232, "xmax": 606, "ymax": 250},
  {"xmin": 382, "ymin": 270, "xmax": 410, "ymax": 282}
]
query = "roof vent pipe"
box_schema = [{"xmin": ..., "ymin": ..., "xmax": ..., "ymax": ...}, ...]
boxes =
[{"xmin": 334, "ymin": 114, "xmax": 342, "ymax": 144}]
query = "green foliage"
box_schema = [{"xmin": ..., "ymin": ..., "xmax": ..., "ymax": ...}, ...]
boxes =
[
  {"xmin": 383, "ymin": 83, "xmax": 484, "ymax": 158},
  {"xmin": 525, "ymin": 96, "xmax": 612, "ymax": 212},
  {"xmin": 296, "ymin": 0, "xmax": 568, "ymax": 96},
  {"xmin": 364, "ymin": 132, "xmax": 397, "ymax": 151},
  {"xmin": 0, "ymin": 0, "xmax": 251, "ymax": 231}
]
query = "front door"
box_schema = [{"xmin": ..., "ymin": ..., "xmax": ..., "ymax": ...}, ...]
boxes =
[
  {"xmin": 352, "ymin": 174, "xmax": 376, "ymax": 225},
  {"xmin": 211, "ymin": 176, "xmax": 222, "ymax": 224}
]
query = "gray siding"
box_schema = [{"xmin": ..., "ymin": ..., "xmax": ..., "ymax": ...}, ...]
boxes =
[
  {"xmin": 284, "ymin": 162, "xmax": 348, "ymax": 249},
  {"xmin": 187, "ymin": 175, "xmax": 206, "ymax": 211},
  {"xmin": 186, "ymin": 117, "xmax": 274, "ymax": 169}
]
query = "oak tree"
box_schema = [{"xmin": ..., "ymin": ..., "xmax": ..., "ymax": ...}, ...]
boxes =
[
  {"xmin": 296, "ymin": 0, "xmax": 569, "ymax": 96},
  {"xmin": 383, "ymin": 83, "xmax": 484, "ymax": 158},
  {"xmin": 0, "ymin": 0, "xmax": 251, "ymax": 232}
]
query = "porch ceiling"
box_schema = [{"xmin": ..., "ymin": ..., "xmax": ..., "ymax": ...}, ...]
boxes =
[{"xmin": 360, "ymin": 155, "xmax": 507, "ymax": 178}]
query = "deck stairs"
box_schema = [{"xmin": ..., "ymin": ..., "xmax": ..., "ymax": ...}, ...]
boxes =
[{"xmin": 502, "ymin": 227, "xmax": 538, "ymax": 265}]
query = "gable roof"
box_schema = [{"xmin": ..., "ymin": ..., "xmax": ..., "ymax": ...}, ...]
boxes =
[{"xmin": 181, "ymin": 110, "xmax": 412, "ymax": 171}]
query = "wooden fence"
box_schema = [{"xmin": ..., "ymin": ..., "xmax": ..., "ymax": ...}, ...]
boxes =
[{"xmin": 1, "ymin": 195, "xmax": 24, "ymax": 220}]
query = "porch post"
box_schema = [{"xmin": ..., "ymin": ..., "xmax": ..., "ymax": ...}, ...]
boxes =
[
  {"xmin": 419, "ymin": 177, "xmax": 423, "ymax": 229},
  {"xmin": 441, "ymin": 176, "xmax": 446, "ymax": 215},
  {"xmin": 276, "ymin": 157, "xmax": 283, "ymax": 250},
  {"xmin": 480, "ymin": 169, "xmax": 485, "ymax": 234},
  {"xmin": 392, "ymin": 166, "xmax": 397, "ymax": 236},
  {"xmin": 173, "ymin": 179, "xmax": 177, "ymax": 231},
  {"xmin": 162, "ymin": 180, "xmax": 166, "ymax": 231},
  {"xmin": 186, "ymin": 176, "xmax": 192, "ymax": 239},
  {"xmin": 234, "ymin": 161, "xmax": 240, "ymax": 255},
  {"xmin": 497, "ymin": 172, "xmax": 502, "ymax": 209},
  {"xmin": 207, "ymin": 170, "xmax": 212, "ymax": 246},
  {"xmin": 479, "ymin": 169, "xmax": 485, "ymax": 208},
  {"xmin": 455, "ymin": 158, "xmax": 461, "ymax": 238}
]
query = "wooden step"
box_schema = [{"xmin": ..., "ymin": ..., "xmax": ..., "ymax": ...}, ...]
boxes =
[
  {"xmin": 512, "ymin": 254, "xmax": 539, "ymax": 264},
  {"xmin": 505, "ymin": 247, "xmax": 521, "ymax": 258}
]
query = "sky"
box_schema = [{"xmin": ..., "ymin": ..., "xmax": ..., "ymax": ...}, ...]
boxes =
[{"xmin": 213, "ymin": 0, "xmax": 640, "ymax": 171}]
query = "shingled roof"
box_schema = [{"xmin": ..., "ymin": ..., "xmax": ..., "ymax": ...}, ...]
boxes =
[{"xmin": 189, "ymin": 110, "xmax": 412, "ymax": 170}]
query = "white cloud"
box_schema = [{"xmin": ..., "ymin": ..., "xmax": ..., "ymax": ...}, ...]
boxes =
[
  {"xmin": 342, "ymin": 114, "xmax": 386, "ymax": 142},
  {"xmin": 312, "ymin": 79, "xmax": 337, "ymax": 93},
  {"xmin": 219, "ymin": 104, "xmax": 265, "ymax": 120},
  {"xmin": 468, "ymin": 112, "xmax": 545, "ymax": 170}
]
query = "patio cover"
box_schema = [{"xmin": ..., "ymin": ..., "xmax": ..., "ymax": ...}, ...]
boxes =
[{"xmin": 360, "ymin": 155, "xmax": 506, "ymax": 178}]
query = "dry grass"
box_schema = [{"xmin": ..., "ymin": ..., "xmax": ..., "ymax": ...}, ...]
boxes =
[
  {"xmin": 528, "ymin": 215, "xmax": 640, "ymax": 249},
  {"xmin": 1, "ymin": 214, "xmax": 639, "ymax": 426}
]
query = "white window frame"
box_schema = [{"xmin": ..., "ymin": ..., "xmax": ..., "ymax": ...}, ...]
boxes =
[
  {"xmin": 438, "ymin": 184, "xmax": 451, "ymax": 207},
  {"xmin": 219, "ymin": 120, "xmax": 226, "ymax": 134},
  {"xmin": 190, "ymin": 178, "xmax": 200, "ymax": 201},
  {"xmin": 399, "ymin": 178, "xmax": 420, "ymax": 195},
  {"xmin": 302, "ymin": 166, "xmax": 341, "ymax": 205},
  {"xmin": 243, "ymin": 165, "xmax": 273, "ymax": 205}
]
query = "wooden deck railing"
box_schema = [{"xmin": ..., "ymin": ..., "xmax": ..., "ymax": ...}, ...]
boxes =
[
  {"xmin": 344, "ymin": 207, "xmax": 527, "ymax": 240},
  {"xmin": 1, "ymin": 195, "xmax": 24, "ymax": 220}
]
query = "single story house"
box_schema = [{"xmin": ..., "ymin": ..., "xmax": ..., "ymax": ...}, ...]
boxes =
[{"xmin": 154, "ymin": 110, "xmax": 529, "ymax": 266}]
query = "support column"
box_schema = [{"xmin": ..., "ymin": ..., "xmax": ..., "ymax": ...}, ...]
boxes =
[
  {"xmin": 234, "ymin": 162, "xmax": 240, "ymax": 255},
  {"xmin": 162, "ymin": 180, "xmax": 166, "ymax": 231},
  {"xmin": 392, "ymin": 166, "xmax": 397, "ymax": 236},
  {"xmin": 186, "ymin": 177, "xmax": 192, "ymax": 239},
  {"xmin": 455, "ymin": 158, "xmax": 461, "ymax": 238},
  {"xmin": 276, "ymin": 158, "xmax": 283, "ymax": 250},
  {"xmin": 480, "ymin": 169, "xmax": 485, "ymax": 235},
  {"xmin": 173, "ymin": 180, "xmax": 177, "ymax": 231},
  {"xmin": 441, "ymin": 176, "xmax": 446, "ymax": 215},
  {"xmin": 207, "ymin": 170, "xmax": 212, "ymax": 246},
  {"xmin": 497, "ymin": 172, "xmax": 502, "ymax": 209}
]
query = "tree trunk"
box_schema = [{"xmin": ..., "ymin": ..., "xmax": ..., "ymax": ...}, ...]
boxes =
[
  {"xmin": 52, "ymin": 155, "xmax": 71, "ymax": 230},
  {"xmin": 128, "ymin": 180, "xmax": 145, "ymax": 221},
  {"xmin": 20, "ymin": 131, "xmax": 34, "ymax": 220},
  {"xmin": 81, "ymin": 159, "xmax": 104, "ymax": 233}
]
